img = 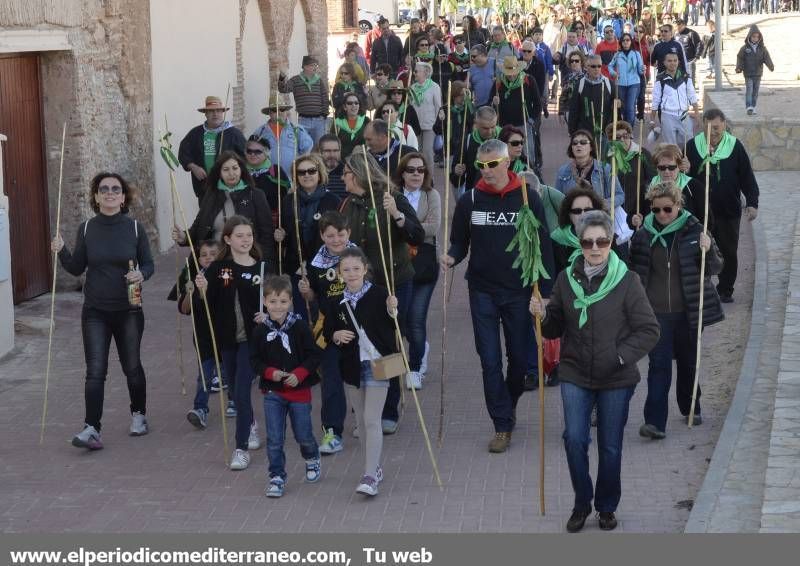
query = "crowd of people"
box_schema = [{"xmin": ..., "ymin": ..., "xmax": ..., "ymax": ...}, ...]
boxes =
[{"xmin": 50, "ymin": 1, "xmax": 769, "ymax": 533}]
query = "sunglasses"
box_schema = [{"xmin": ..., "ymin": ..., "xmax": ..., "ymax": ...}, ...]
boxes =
[
  {"xmin": 404, "ymin": 166, "xmax": 426, "ymax": 174},
  {"xmin": 571, "ymin": 139, "xmax": 590, "ymax": 146},
  {"xmin": 604, "ymin": 30, "xmax": 614, "ymax": 34},
  {"xmin": 375, "ymin": 73, "xmax": 386, "ymax": 77},
  {"xmin": 245, "ymin": 148, "xmax": 265, "ymax": 155},
  {"xmin": 381, "ymin": 109, "xmax": 394, "ymax": 114},
  {"xmin": 657, "ymin": 164, "xmax": 678, "ymax": 171},
  {"xmin": 570, "ymin": 59, "xmax": 581, "ymax": 63},
  {"xmin": 474, "ymin": 157, "xmax": 507, "ymax": 170},
  {"xmin": 470, "ymin": 55, "xmax": 479, "ymax": 60},
  {"xmin": 345, "ymin": 101, "xmax": 360, "ymax": 106},
  {"xmin": 570, "ymin": 207, "xmax": 594, "ymax": 215},
  {"xmin": 522, "ymin": 49, "xmax": 534, "ymax": 53},
  {"xmin": 507, "ymin": 140, "xmax": 524, "ymax": 147},
  {"xmin": 587, "ymin": 64, "xmax": 601, "ymax": 68},
  {"xmin": 98, "ymin": 185, "xmax": 123, "ymax": 195},
  {"xmin": 297, "ymin": 167, "xmax": 318, "ymax": 176},
  {"xmin": 340, "ymin": 72, "xmax": 351, "ymax": 76},
  {"xmin": 418, "ymin": 44, "xmax": 429, "ymax": 48},
  {"xmin": 580, "ymin": 237, "xmax": 612, "ymax": 249},
  {"xmin": 651, "ymin": 206, "xmax": 675, "ymax": 214}
]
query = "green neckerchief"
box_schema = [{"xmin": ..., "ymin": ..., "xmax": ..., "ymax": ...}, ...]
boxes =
[
  {"xmin": 452, "ymin": 51, "xmax": 469, "ymax": 63},
  {"xmin": 335, "ymin": 114, "xmax": 367, "ymax": 140},
  {"xmin": 550, "ymin": 225, "xmax": 582, "ymax": 263},
  {"xmin": 451, "ymin": 98, "xmax": 474, "ymax": 125},
  {"xmin": 299, "ymin": 73, "xmax": 321, "ymax": 92},
  {"xmin": 409, "ymin": 78, "xmax": 435, "ymax": 106},
  {"xmin": 267, "ymin": 168, "xmax": 291, "ymax": 189},
  {"xmin": 217, "ymin": 179, "xmax": 247, "ymax": 193},
  {"xmin": 693, "ymin": 131, "xmax": 736, "ymax": 181},
  {"xmin": 643, "ymin": 208, "xmax": 691, "ymax": 248},
  {"xmin": 416, "ymin": 51, "xmax": 435, "ymax": 62},
  {"xmin": 246, "ymin": 156, "xmax": 272, "ymax": 174},
  {"xmin": 607, "ymin": 140, "xmax": 636, "ymax": 174},
  {"xmin": 489, "ymin": 40, "xmax": 511, "ymax": 52},
  {"xmin": 500, "ymin": 72, "xmax": 524, "ymax": 98},
  {"xmin": 649, "ymin": 171, "xmax": 691, "ymax": 190},
  {"xmin": 337, "ymin": 79, "xmax": 356, "ymax": 92},
  {"xmin": 471, "ymin": 125, "xmax": 501, "ymax": 145},
  {"xmin": 567, "ymin": 252, "xmax": 628, "ymax": 328},
  {"xmin": 511, "ymin": 158, "xmax": 526, "ymax": 173}
]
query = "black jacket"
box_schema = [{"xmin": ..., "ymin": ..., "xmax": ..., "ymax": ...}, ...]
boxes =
[
  {"xmin": 676, "ymin": 26, "xmax": 704, "ymax": 62},
  {"xmin": 433, "ymin": 104, "xmax": 474, "ymax": 161},
  {"xmin": 650, "ymin": 39, "xmax": 689, "ymax": 75},
  {"xmin": 250, "ymin": 317, "xmax": 321, "ymax": 392},
  {"xmin": 184, "ymin": 185, "xmax": 276, "ymax": 266},
  {"xmin": 618, "ymin": 147, "xmax": 656, "ymax": 229},
  {"xmin": 541, "ymin": 258, "xmax": 660, "ymax": 390},
  {"xmin": 178, "ymin": 124, "xmax": 247, "ymax": 199},
  {"xmin": 489, "ymin": 73, "xmax": 542, "ymax": 127},
  {"xmin": 203, "ymin": 259, "xmax": 265, "ymax": 348},
  {"xmin": 323, "ymin": 284, "xmax": 399, "ymax": 387},
  {"xmin": 449, "ymin": 130, "xmax": 487, "ymax": 190},
  {"xmin": 630, "ymin": 215, "xmax": 724, "ymax": 330},
  {"xmin": 369, "ymin": 32, "xmax": 404, "ymax": 73},
  {"xmin": 686, "ymin": 136, "xmax": 759, "ymax": 218},
  {"xmin": 735, "ymin": 25, "xmax": 774, "ymax": 77},
  {"xmin": 567, "ymin": 76, "xmax": 613, "ymax": 135}
]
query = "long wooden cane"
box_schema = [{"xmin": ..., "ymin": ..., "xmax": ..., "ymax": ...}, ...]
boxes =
[
  {"xmin": 217, "ymin": 83, "xmax": 232, "ymax": 154},
  {"xmin": 456, "ymin": 89, "xmax": 470, "ymax": 191},
  {"xmin": 277, "ymin": 115, "xmax": 284, "ymax": 275},
  {"xmin": 636, "ymin": 118, "xmax": 645, "ymax": 219},
  {"xmin": 520, "ymin": 72, "xmax": 533, "ymax": 174},
  {"xmin": 186, "ymin": 258, "xmax": 207, "ymax": 394},
  {"xmin": 166, "ymin": 115, "xmax": 186, "ymax": 395},
  {"xmin": 688, "ymin": 123, "xmax": 712, "ymax": 427},
  {"xmin": 610, "ymin": 106, "xmax": 618, "ymax": 226},
  {"xmin": 520, "ymin": 177, "xmax": 546, "ymax": 516},
  {"xmin": 438, "ymin": 81, "xmax": 453, "ymax": 446},
  {"xmin": 39, "ymin": 122, "xmax": 66, "ymax": 445},
  {"xmin": 290, "ymin": 146, "xmax": 313, "ymax": 320},
  {"xmin": 361, "ymin": 146, "xmax": 442, "ymax": 488}
]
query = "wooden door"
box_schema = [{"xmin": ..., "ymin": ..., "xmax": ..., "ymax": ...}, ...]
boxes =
[{"xmin": 0, "ymin": 54, "xmax": 50, "ymax": 303}]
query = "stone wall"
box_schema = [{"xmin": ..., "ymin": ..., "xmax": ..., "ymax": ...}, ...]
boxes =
[{"xmin": 729, "ymin": 120, "xmax": 800, "ymax": 172}]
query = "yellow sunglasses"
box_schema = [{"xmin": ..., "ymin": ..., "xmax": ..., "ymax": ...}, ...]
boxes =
[{"xmin": 474, "ymin": 157, "xmax": 508, "ymax": 170}]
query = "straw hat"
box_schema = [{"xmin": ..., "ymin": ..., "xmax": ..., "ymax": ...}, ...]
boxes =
[
  {"xmin": 197, "ymin": 95, "xmax": 229, "ymax": 113},
  {"xmin": 260, "ymin": 91, "xmax": 293, "ymax": 114},
  {"xmin": 502, "ymin": 56, "xmax": 524, "ymax": 75},
  {"xmin": 381, "ymin": 80, "xmax": 408, "ymax": 94}
]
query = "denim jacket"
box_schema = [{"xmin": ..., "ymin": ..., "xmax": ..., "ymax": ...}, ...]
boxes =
[
  {"xmin": 554, "ymin": 159, "xmax": 625, "ymax": 209},
  {"xmin": 252, "ymin": 121, "xmax": 313, "ymax": 173},
  {"xmin": 609, "ymin": 50, "xmax": 645, "ymax": 87}
]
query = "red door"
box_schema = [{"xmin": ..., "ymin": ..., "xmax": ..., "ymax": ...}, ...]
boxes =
[{"xmin": 0, "ymin": 53, "xmax": 50, "ymax": 303}]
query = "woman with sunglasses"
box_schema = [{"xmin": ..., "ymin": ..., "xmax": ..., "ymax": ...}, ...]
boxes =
[
  {"xmin": 608, "ymin": 33, "xmax": 645, "ymax": 126},
  {"xmin": 629, "ymin": 182, "xmax": 723, "ymax": 439},
  {"xmin": 459, "ymin": 15, "xmax": 487, "ymax": 50},
  {"xmin": 366, "ymin": 64, "xmax": 392, "ymax": 113},
  {"xmin": 382, "ymin": 81, "xmax": 422, "ymax": 139},
  {"xmin": 603, "ymin": 121, "xmax": 656, "ymax": 229},
  {"xmin": 331, "ymin": 93, "xmax": 371, "ymax": 160},
  {"xmin": 52, "ymin": 173, "xmax": 154, "ymax": 450},
  {"xmin": 242, "ymin": 136, "xmax": 288, "ymax": 264},
  {"xmin": 550, "ymin": 182, "xmax": 607, "ymax": 274},
  {"xmin": 557, "ymin": 50, "xmax": 586, "ymax": 123},
  {"xmin": 331, "ymin": 63, "xmax": 366, "ymax": 112},
  {"xmin": 555, "ymin": 130, "xmax": 625, "ymax": 212},
  {"xmin": 530, "ymin": 210, "xmax": 659, "ymax": 532},
  {"xmin": 377, "ymin": 102, "xmax": 419, "ymax": 149},
  {"xmin": 391, "ymin": 153, "xmax": 441, "ymax": 390},
  {"xmin": 498, "ymin": 125, "xmax": 532, "ymax": 175}
]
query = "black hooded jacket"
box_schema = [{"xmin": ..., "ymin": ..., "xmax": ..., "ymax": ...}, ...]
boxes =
[{"xmin": 736, "ymin": 25, "xmax": 774, "ymax": 78}]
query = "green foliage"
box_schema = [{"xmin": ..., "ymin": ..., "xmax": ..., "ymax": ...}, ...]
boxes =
[{"xmin": 505, "ymin": 204, "xmax": 550, "ymax": 288}]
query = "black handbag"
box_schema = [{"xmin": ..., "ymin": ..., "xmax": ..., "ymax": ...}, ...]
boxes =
[{"xmin": 410, "ymin": 240, "xmax": 438, "ymax": 284}]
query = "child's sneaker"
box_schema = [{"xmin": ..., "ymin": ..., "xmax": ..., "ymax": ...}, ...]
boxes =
[
  {"xmin": 356, "ymin": 475, "xmax": 378, "ymax": 496},
  {"xmin": 187, "ymin": 409, "xmax": 208, "ymax": 430},
  {"xmin": 129, "ymin": 412, "xmax": 148, "ymax": 436},
  {"xmin": 305, "ymin": 458, "xmax": 321, "ymax": 482},
  {"xmin": 319, "ymin": 428, "xmax": 343, "ymax": 454},
  {"xmin": 265, "ymin": 476, "xmax": 285, "ymax": 497},
  {"xmin": 72, "ymin": 425, "xmax": 103, "ymax": 450},
  {"xmin": 225, "ymin": 399, "xmax": 237, "ymax": 418},
  {"xmin": 248, "ymin": 421, "xmax": 261, "ymax": 450},
  {"xmin": 229, "ymin": 449, "xmax": 250, "ymax": 470},
  {"xmin": 747, "ymin": 106, "xmax": 754, "ymax": 115},
  {"xmin": 751, "ymin": 107, "xmax": 758, "ymax": 115},
  {"xmin": 209, "ymin": 376, "xmax": 221, "ymax": 393}
]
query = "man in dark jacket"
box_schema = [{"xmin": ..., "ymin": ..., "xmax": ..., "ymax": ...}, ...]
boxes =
[
  {"xmin": 363, "ymin": 120, "xmax": 416, "ymax": 175},
  {"xmin": 568, "ymin": 55, "xmax": 613, "ymax": 136},
  {"xmin": 650, "ymin": 24, "xmax": 689, "ymax": 75},
  {"xmin": 675, "ymin": 18, "xmax": 704, "ymax": 79},
  {"xmin": 365, "ymin": 18, "xmax": 403, "ymax": 74},
  {"xmin": 686, "ymin": 109, "xmax": 759, "ymax": 303},
  {"xmin": 441, "ymin": 139, "xmax": 555, "ymax": 454},
  {"xmin": 735, "ymin": 24, "xmax": 774, "ymax": 115},
  {"xmin": 178, "ymin": 96, "xmax": 246, "ymax": 201},
  {"xmin": 450, "ymin": 105, "xmax": 500, "ymax": 194}
]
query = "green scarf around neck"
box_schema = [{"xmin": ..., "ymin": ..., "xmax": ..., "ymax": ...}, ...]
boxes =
[
  {"xmin": 300, "ymin": 73, "xmax": 321, "ymax": 92},
  {"xmin": 337, "ymin": 79, "xmax": 356, "ymax": 91},
  {"xmin": 643, "ymin": 208, "xmax": 691, "ymax": 247},
  {"xmin": 217, "ymin": 179, "xmax": 247, "ymax": 193},
  {"xmin": 471, "ymin": 125, "xmax": 501, "ymax": 145},
  {"xmin": 607, "ymin": 140, "xmax": 636, "ymax": 174},
  {"xmin": 335, "ymin": 114, "xmax": 367, "ymax": 140},
  {"xmin": 649, "ymin": 171, "xmax": 691, "ymax": 190},
  {"xmin": 409, "ymin": 78, "xmax": 435, "ymax": 106},
  {"xmin": 693, "ymin": 130, "xmax": 736, "ymax": 181},
  {"xmin": 500, "ymin": 72, "xmax": 524, "ymax": 98},
  {"xmin": 511, "ymin": 158, "xmax": 526, "ymax": 173},
  {"xmin": 489, "ymin": 40, "xmax": 510, "ymax": 52},
  {"xmin": 551, "ymin": 225, "xmax": 582, "ymax": 263},
  {"xmin": 567, "ymin": 252, "xmax": 628, "ymax": 328}
]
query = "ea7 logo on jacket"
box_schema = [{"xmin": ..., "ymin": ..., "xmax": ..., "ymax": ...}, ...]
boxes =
[{"xmin": 471, "ymin": 210, "xmax": 519, "ymax": 226}]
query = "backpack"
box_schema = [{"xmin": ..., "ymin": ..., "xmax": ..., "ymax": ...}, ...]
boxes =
[{"xmin": 577, "ymin": 75, "xmax": 611, "ymax": 95}]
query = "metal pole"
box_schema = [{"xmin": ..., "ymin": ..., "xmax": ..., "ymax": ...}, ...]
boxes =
[{"xmin": 714, "ymin": 0, "xmax": 724, "ymax": 91}]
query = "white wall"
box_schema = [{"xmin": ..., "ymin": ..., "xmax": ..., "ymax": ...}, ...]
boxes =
[
  {"xmin": 0, "ymin": 134, "xmax": 13, "ymax": 359},
  {"xmin": 287, "ymin": 3, "xmax": 308, "ymax": 78},
  {"xmin": 149, "ymin": 0, "xmax": 239, "ymax": 252},
  {"xmin": 242, "ymin": 0, "xmax": 270, "ymax": 135}
]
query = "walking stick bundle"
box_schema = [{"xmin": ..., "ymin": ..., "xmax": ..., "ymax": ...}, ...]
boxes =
[
  {"xmin": 360, "ymin": 146, "xmax": 442, "ymax": 488},
  {"xmin": 688, "ymin": 123, "xmax": 712, "ymax": 427},
  {"xmin": 40, "ymin": 122, "xmax": 66, "ymax": 444},
  {"xmin": 438, "ymin": 81, "xmax": 453, "ymax": 446},
  {"xmin": 160, "ymin": 122, "xmax": 229, "ymax": 459},
  {"xmin": 505, "ymin": 177, "xmax": 550, "ymax": 516}
]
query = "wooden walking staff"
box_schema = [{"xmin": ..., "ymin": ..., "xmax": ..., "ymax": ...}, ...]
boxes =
[
  {"xmin": 216, "ymin": 83, "xmax": 232, "ymax": 154},
  {"xmin": 438, "ymin": 81, "xmax": 453, "ymax": 446},
  {"xmin": 39, "ymin": 122, "xmax": 67, "ymax": 445},
  {"xmin": 160, "ymin": 122, "xmax": 229, "ymax": 458},
  {"xmin": 688, "ymin": 122, "xmax": 713, "ymax": 428},
  {"xmin": 609, "ymin": 106, "xmax": 618, "ymax": 226},
  {"xmin": 291, "ymin": 138, "xmax": 313, "ymax": 319},
  {"xmin": 636, "ymin": 118, "xmax": 645, "ymax": 218},
  {"xmin": 360, "ymin": 146, "xmax": 443, "ymax": 488},
  {"xmin": 277, "ymin": 105, "xmax": 284, "ymax": 275},
  {"xmin": 186, "ymin": 258, "xmax": 207, "ymax": 394},
  {"xmin": 506, "ymin": 175, "xmax": 550, "ymax": 516},
  {"xmin": 520, "ymin": 70, "xmax": 533, "ymax": 176}
]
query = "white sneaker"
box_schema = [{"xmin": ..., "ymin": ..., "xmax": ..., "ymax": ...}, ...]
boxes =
[
  {"xmin": 751, "ymin": 107, "xmax": 758, "ymax": 115},
  {"xmin": 229, "ymin": 449, "xmax": 250, "ymax": 470},
  {"xmin": 746, "ymin": 106, "xmax": 754, "ymax": 115},
  {"xmin": 248, "ymin": 421, "xmax": 261, "ymax": 450},
  {"xmin": 405, "ymin": 371, "xmax": 423, "ymax": 390},
  {"xmin": 129, "ymin": 412, "xmax": 148, "ymax": 436},
  {"xmin": 419, "ymin": 341, "xmax": 430, "ymax": 376}
]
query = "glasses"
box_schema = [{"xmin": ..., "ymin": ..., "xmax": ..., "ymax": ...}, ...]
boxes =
[
  {"xmin": 245, "ymin": 148, "xmax": 265, "ymax": 156},
  {"xmin": 580, "ymin": 237, "xmax": 612, "ymax": 249},
  {"xmin": 616, "ymin": 134, "xmax": 631, "ymax": 141},
  {"xmin": 657, "ymin": 164, "xmax": 678, "ymax": 171},
  {"xmin": 98, "ymin": 185, "xmax": 123, "ymax": 195},
  {"xmin": 375, "ymin": 73, "xmax": 386, "ymax": 77},
  {"xmin": 604, "ymin": 30, "xmax": 614, "ymax": 34},
  {"xmin": 404, "ymin": 166, "xmax": 426, "ymax": 174},
  {"xmin": 569, "ymin": 59, "xmax": 581, "ymax": 63},
  {"xmin": 418, "ymin": 44, "xmax": 429, "ymax": 48},
  {"xmin": 345, "ymin": 101, "xmax": 360, "ymax": 106},
  {"xmin": 381, "ymin": 109, "xmax": 393, "ymax": 115},
  {"xmin": 587, "ymin": 64, "xmax": 601, "ymax": 68},
  {"xmin": 340, "ymin": 72, "xmax": 351, "ymax": 76},
  {"xmin": 651, "ymin": 206, "xmax": 675, "ymax": 214},
  {"xmin": 571, "ymin": 139, "xmax": 591, "ymax": 146},
  {"xmin": 507, "ymin": 140, "xmax": 524, "ymax": 147},
  {"xmin": 570, "ymin": 207, "xmax": 594, "ymax": 215},
  {"xmin": 522, "ymin": 49, "xmax": 534, "ymax": 53},
  {"xmin": 474, "ymin": 157, "xmax": 508, "ymax": 170},
  {"xmin": 297, "ymin": 167, "xmax": 318, "ymax": 176}
]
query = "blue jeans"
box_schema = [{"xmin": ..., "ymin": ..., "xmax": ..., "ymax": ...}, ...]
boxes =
[
  {"xmin": 689, "ymin": 3, "xmax": 699, "ymax": 25},
  {"xmin": 222, "ymin": 342, "xmax": 254, "ymax": 450},
  {"xmin": 407, "ymin": 276, "xmax": 438, "ymax": 372},
  {"xmin": 561, "ymin": 381, "xmax": 635, "ymax": 513},
  {"xmin": 263, "ymin": 391, "xmax": 319, "ymax": 479},
  {"xmin": 320, "ymin": 344, "xmax": 346, "ymax": 436},
  {"xmin": 382, "ymin": 278, "xmax": 413, "ymax": 422},
  {"xmin": 192, "ymin": 357, "xmax": 216, "ymax": 412},
  {"xmin": 298, "ymin": 116, "xmax": 327, "ymax": 147},
  {"xmin": 617, "ymin": 84, "xmax": 640, "ymax": 126},
  {"xmin": 645, "ymin": 312, "xmax": 701, "ymax": 432},
  {"xmin": 745, "ymin": 76, "xmax": 762, "ymax": 108},
  {"xmin": 468, "ymin": 287, "xmax": 530, "ymax": 432}
]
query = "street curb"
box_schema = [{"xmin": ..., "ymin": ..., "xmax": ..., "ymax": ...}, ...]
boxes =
[
  {"xmin": 684, "ymin": 217, "xmax": 767, "ymax": 533},
  {"xmin": 726, "ymin": 13, "xmax": 800, "ymax": 35}
]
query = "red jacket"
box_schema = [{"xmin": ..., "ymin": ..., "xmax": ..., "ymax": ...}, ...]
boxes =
[{"xmin": 595, "ymin": 40, "xmax": 619, "ymax": 79}]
